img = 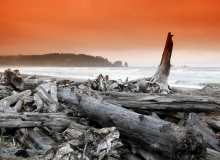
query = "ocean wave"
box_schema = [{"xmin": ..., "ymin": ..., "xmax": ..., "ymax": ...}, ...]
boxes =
[{"xmin": 175, "ymin": 80, "xmax": 207, "ymax": 86}]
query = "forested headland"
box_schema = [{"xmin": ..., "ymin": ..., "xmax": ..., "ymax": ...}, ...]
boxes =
[{"xmin": 0, "ymin": 53, "xmax": 128, "ymax": 67}]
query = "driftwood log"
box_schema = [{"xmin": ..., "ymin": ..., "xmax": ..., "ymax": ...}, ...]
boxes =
[
  {"xmin": 3, "ymin": 69, "xmax": 56, "ymax": 91},
  {"xmin": 0, "ymin": 90, "xmax": 32, "ymax": 112},
  {"xmin": 98, "ymin": 91, "xmax": 220, "ymax": 119},
  {"xmin": 185, "ymin": 113, "xmax": 220, "ymax": 152},
  {"xmin": 139, "ymin": 32, "xmax": 173, "ymax": 93},
  {"xmin": 200, "ymin": 116, "xmax": 220, "ymax": 130},
  {"xmin": 35, "ymin": 86, "xmax": 61, "ymax": 113},
  {"xmin": 0, "ymin": 112, "xmax": 79, "ymax": 129},
  {"xmin": 58, "ymin": 88, "xmax": 206, "ymax": 160},
  {"xmin": 16, "ymin": 127, "xmax": 56, "ymax": 151}
]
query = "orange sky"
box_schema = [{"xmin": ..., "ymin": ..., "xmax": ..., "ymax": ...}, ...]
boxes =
[{"xmin": 0, "ymin": 0, "xmax": 220, "ymax": 66}]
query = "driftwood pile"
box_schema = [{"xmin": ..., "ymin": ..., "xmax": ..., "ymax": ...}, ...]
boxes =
[{"xmin": 0, "ymin": 32, "xmax": 220, "ymax": 160}]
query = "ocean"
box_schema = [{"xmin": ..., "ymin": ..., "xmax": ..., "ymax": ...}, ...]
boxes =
[{"xmin": 1, "ymin": 67, "xmax": 220, "ymax": 89}]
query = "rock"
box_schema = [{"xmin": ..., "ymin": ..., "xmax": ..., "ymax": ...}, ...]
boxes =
[
  {"xmin": 124, "ymin": 62, "xmax": 128, "ymax": 67},
  {"xmin": 113, "ymin": 61, "xmax": 123, "ymax": 67}
]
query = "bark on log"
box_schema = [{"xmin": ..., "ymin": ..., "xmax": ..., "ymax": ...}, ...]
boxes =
[
  {"xmin": 185, "ymin": 113, "xmax": 220, "ymax": 152},
  {"xmin": 98, "ymin": 91, "xmax": 220, "ymax": 119},
  {"xmin": 139, "ymin": 32, "xmax": 173, "ymax": 93},
  {"xmin": 58, "ymin": 89, "xmax": 207, "ymax": 160}
]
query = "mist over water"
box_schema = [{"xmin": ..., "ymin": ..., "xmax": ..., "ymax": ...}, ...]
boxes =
[{"xmin": 1, "ymin": 67, "xmax": 220, "ymax": 89}]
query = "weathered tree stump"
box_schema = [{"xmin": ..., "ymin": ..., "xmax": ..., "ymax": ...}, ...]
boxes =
[{"xmin": 139, "ymin": 32, "xmax": 174, "ymax": 93}]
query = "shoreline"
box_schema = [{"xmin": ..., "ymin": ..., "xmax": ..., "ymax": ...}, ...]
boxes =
[{"xmin": 21, "ymin": 73, "xmax": 199, "ymax": 92}]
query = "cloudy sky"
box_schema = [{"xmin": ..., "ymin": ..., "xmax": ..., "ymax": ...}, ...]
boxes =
[{"xmin": 0, "ymin": 0, "xmax": 220, "ymax": 67}]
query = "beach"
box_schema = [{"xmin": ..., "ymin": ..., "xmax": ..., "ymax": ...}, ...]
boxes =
[
  {"xmin": 1, "ymin": 66, "xmax": 220, "ymax": 89},
  {"xmin": 1, "ymin": 67, "xmax": 220, "ymax": 159}
]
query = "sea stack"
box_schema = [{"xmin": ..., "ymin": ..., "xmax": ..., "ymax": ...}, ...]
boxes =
[
  {"xmin": 113, "ymin": 61, "xmax": 123, "ymax": 67},
  {"xmin": 124, "ymin": 62, "xmax": 128, "ymax": 67}
]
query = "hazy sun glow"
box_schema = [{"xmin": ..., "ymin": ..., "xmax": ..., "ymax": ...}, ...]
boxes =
[{"xmin": 0, "ymin": 0, "xmax": 220, "ymax": 66}]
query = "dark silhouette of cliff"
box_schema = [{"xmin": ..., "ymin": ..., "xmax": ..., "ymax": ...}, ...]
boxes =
[{"xmin": 0, "ymin": 53, "xmax": 126, "ymax": 67}]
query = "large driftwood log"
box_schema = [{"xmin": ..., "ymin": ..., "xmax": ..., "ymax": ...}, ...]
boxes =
[
  {"xmin": 139, "ymin": 32, "xmax": 173, "ymax": 93},
  {"xmin": 98, "ymin": 91, "xmax": 220, "ymax": 119},
  {"xmin": 58, "ymin": 88, "xmax": 206, "ymax": 160}
]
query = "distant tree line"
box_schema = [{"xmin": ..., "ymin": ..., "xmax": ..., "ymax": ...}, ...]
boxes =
[{"xmin": 0, "ymin": 53, "xmax": 127, "ymax": 67}]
